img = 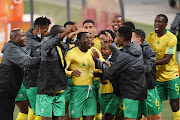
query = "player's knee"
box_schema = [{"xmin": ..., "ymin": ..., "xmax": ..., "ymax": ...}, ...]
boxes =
[
  {"xmin": 103, "ymin": 113, "xmax": 114, "ymax": 120},
  {"xmin": 148, "ymin": 114, "xmax": 162, "ymax": 120}
]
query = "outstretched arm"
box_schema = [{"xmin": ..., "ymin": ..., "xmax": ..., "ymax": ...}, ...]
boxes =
[{"xmin": 7, "ymin": 46, "xmax": 40, "ymax": 68}]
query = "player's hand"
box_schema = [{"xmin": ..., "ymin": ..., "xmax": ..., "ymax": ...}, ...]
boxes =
[
  {"xmin": 105, "ymin": 32, "xmax": 113, "ymax": 46},
  {"xmin": 101, "ymin": 80, "xmax": 108, "ymax": 85},
  {"xmin": 71, "ymin": 70, "xmax": 81, "ymax": 77},
  {"xmin": 68, "ymin": 20, "xmax": 78, "ymax": 33},
  {"xmin": 77, "ymin": 28, "xmax": 87, "ymax": 33},
  {"xmin": 93, "ymin": 70, "xmax": 99, "ymax": 77},
  {"xmin": 103, "ymin": 61, "xmax": 110, "ymax": 66},
  {"xmin": 91, "ymin": 49, "xmax": 99, "ymax": 60}
]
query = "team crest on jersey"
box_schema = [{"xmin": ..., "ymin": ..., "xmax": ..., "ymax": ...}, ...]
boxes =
[{"xmin": 82, "ymin": 62, "xmax": 86, "ymax": 66}]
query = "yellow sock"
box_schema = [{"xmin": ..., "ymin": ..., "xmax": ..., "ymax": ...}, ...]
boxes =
[
  {"xmin": 80, "ymin": 117, "xmax": 83, "ymax": 120},
  {"xmin": 94, "ymin": 113, "xmax": 102, "ymax": 120},
  {"xmin": 173, "ymin": 110, "xmax": 180, "ymax": 120},
  {"xmin": 28, "ymin": 108, "xmax": 36, "ymax": 120},
  {"xmin": 16, "ymin": 112, "xmax": 27, "ymax": 120},
  {"xmin": 35, "ymin": 116, "xmax": 42, "ymax": 120}
]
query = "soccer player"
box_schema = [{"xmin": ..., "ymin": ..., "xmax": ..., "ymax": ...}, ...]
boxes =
[
  {"xmin": 25, "ymin": 16, "xmax": 51, "ymax": 120},
  {"xmin": 98, "ymin": 30, "xmax": 115, "ymax": 45},
  {"xmin": 65, "ymin": 32, "xmax": 98, "ymax": 120},
  {"xmin": 91, "ymin": 26, "xmax": 147, "ymax": 120},
  {"xmin": 147, "ymin": 14, "xmax": 180, "ymax": 120},
  {"xmin": 112, "ymin": 15, "xmax": 124, "ymax": 34},
  {"xmin": 63, "ymin": 21, "xmax": 75, "ymax": 44},
  {"xmin": 132, "ymin": 29, "xmax": 162, "ymax": 120},
  {"xmin": 98, "ymin": 32, "xmax": 124, "ymax": 120},
  {"xmin": 0, "ymin": 28, "xmax": 40, "ymax": 120},
  {"xmin": 83, "ymin": 19, "xmax": 102, "ymax": 119},
  {"xmin": 100, "ymin": 43, "xmax": 113, "ymax": 113},
  {"xmin": 35, "ymin": 24, "xmax": 77, "ymax": 120},
  {"xmin": 83, "ymin": 19, "xmax": 101, "ymax": 51},
  {"xmin": 111, "ymin": 15, "xmax": 124, "ymax": 43},
  {"xmin": 98, "ymin": 30, "xmax": 118, "ymax": 63},
  {"xmin": 64, "ymin": 21, "xmax": 75, "ymax": 30}
]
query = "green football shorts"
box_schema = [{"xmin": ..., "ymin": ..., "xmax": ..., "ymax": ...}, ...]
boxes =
[
  {"xmin": 15, "ymin": 81, "xmax": 27, "ymax": 102},
  {"xmin": 93, "ymin": 80, "xmax": 101, "ymax": 103},
  {"xmin": 69, "ymin": 84, "xmax": 97, "ymax": 118},
  {"xmin": 105, "ymin": 94, "xmax": 123, "ymax": 116},
  {"xmin": 146, "ymin": 87, "xmax": 162, "ymax": 115},
  {"xmin": 122, "ymin": 98, "xmax": 148, "ymax": 119},
  {"xmin": 26, "ymin": 87, "xmax": 37, "ymax": 114},
  {"xmin": 64, "ymin": 77, "xmax": 73, "ymax": 107},
  {"xmin": 35, "ymin": 92, "xmax": 65, "ymax": 117},
  {"xmin": 156, "ymin": 77, "xmax": 180, "ymax": 101}
]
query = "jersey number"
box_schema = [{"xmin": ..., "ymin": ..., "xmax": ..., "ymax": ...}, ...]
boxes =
[{"xmin": 175, "ymin": 83, "xmax": 179, "ymax": 91}]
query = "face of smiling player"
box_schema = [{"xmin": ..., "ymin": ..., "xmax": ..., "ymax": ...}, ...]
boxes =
[
  {"xmin": 154, "ymin": 16, "xmax": 167, "ymax": 37},
  {"xmin": 112, "ymin": 16, "xmax": 124, "ymax": 33}
]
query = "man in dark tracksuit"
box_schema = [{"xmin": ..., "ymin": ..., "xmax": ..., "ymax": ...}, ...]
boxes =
[
  {"xmin": 36, "ymin": 24, "xmax": 77, "ymax": 119},
  {"xmin": 92, "ymin": 26, "xmax": 147, "ymax": 120},
  {"xmin": 25, "ymin": 16, "xmax": 51, "ymax": 116},
  {"xmin": 0, "ymin": 28, "xmax": 40, "ymax": 120},
  {"xmin": 132, "ymin": 29, "xmax": 162, "ymax": 120}
]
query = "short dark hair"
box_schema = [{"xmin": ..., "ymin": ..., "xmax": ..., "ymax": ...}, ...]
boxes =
[
  {"xmin": 34, "ymin": 16, "xmax": 51, "ymax": 28},
  {"xmin": 114, "ymin": 15, "xmax": 124, "ymax": 22},
  {"xmin": 132, "ymin": 29, "xmax": 145, "ymax": 42},
  {"xmin": 77, "ymin": 32, "xmax": 89, "ymax": 40},
  {"xmin": 122, "ymin": 22, "xmax": 135, "ymax": 30},
  {"xmin": 157, "ymin": 14, "xmax": 168, "ymax": 24},
  {"xmin": 118, "ymin": 26, "xmax": 132, "ymax": 41},
  {"xmin": 83, "ymin": 19, "xmax": 95, "ymax": 26},
  {"xmin": 64, "ymin": 21, "xmax": 74, "ymax": 28},
  {"xmin": 50, "ymin": 25, "xmax": 64, "ymax": 37},
  {"xmin": 98, "ymin": 30, "xmax": 115, "ymax": 40}
]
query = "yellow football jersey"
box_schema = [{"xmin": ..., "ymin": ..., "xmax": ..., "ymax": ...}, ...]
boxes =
[
  {"xmin": 147, "ymin": 30, "xmax": 179, "ymax": 82},
  {"xmin": 100, "ymin": 58, "xmax": 113, "ymax": 94},
  {"xmin": 100, "ymin": 80, "xmax": 113, "ymax": 94},
  {"xmin": 93, "ymin": 37, "xmax": 101, "ymax": 51},
  {"xmin": 69, "ymin": 43, "xmax": 75, "ymax": 49},
  {"xmin": 65, "ymin": 47, "xmax": 95, "ymax": 85}
]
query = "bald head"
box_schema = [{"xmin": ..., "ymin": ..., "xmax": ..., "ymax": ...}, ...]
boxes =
[
  {"xmin": 10, "ymin": 28, "xmax": 23, "ymax": 41},
  {"xmin": 50, "ymin": 25, "xmax": 65, "ymax": 37},
  {"xmin": 10, "ymin": 28, "xmax": 26, "ymax": 47}
]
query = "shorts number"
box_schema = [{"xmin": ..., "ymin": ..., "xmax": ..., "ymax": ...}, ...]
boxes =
[
  {"xmin": 118, "ymin": 102, "xmax": 125, "ymax": 110},
  {"xmin": 175, "ymin": 83, "xmax": 179, "ymax": 92},
  {"xmin": 156, "ymin": 99, "xmax": 159, "ymax": 107}
]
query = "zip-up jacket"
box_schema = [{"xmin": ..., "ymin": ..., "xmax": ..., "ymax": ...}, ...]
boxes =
[
  {"xmin": 37, "ymin": 35, "xmax": 68, "ymax": 94},
  {"xmin": 25, "ymin": 28, "xmax": 42, "ymax": 88},
  {"xmin": 0, "ymin": 41, "xmax": 40, "ymax": 97},
  {"xmin": 141, "ymin": 41, "xmax": 156, "ymax": 89},
  {"xmin": 95, "ymin": 42, "xmax": 147, "ymax": 100}
]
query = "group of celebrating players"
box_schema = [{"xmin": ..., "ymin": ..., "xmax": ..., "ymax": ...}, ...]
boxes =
[{"xmin": 0, "ymin": 13, "xmax": 180, "ymax": 120}]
